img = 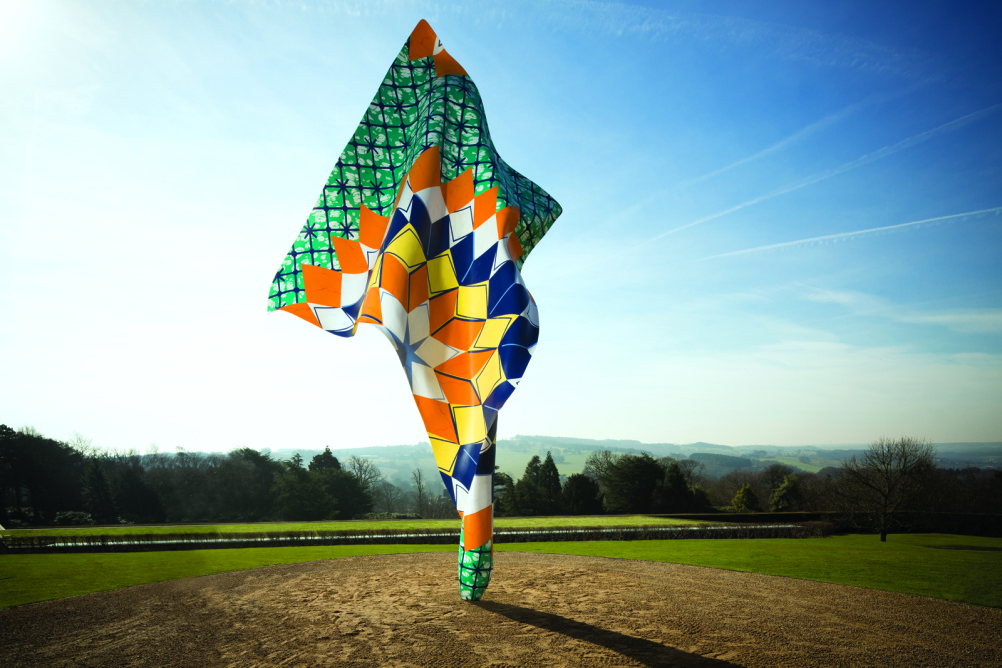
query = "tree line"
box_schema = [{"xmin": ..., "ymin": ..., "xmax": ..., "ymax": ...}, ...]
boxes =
[
  {"xmin": 489, "ymin": 451, "xmax": 715, "ymax": 517},
  {"xmin": 2, "ymin": 426, "xmax": 999, "ymax": 532},
  {"xmin": 492, "ymin": 439, "xmax": 1000, "ymax": 532},
  {"xmin": 1, "ymin": 425, "xmax": 396, "ymax": 526}
]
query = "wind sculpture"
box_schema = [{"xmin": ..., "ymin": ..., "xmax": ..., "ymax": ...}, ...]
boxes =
[{"xmin": 267, "ymin": 20, "xmax": 561, "ymax": 600}]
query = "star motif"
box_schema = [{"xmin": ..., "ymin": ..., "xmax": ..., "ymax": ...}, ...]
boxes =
[
  {"xmin": 391, "ymin": 98, "xmax": 408, "ymax": 119},
  {"xmin": 373, "ymin": 173, "xmax": 394, "ymax": 204},
  {"xmin": 388, "ymin": 317, "xmax": 427, "ymax": 388},
  {"xmin": 330, "ymin": 176, "xmax": 351, "ymax": 202}
]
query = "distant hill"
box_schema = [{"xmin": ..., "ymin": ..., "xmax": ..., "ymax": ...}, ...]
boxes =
[{"xmin": 253, "ymin": 439, "xmax": 1002, "ymax": 482}]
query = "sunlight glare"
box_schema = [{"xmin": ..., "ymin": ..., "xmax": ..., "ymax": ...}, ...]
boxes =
[{"xmin": 0, "ymin": 0, "xmax": 35, "ymax": 57}]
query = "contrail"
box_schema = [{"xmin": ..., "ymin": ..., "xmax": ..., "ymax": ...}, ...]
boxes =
[
  {"xmin": 650, "ymin": 102, "xmax": 1002, "ymax": 241},
  {"xmin": 676, "ymin": 85, "xmax": 926, "ymax": 190},
  {"xmin": 699, "ymin": 207, "xmax": 1002, "ymax": 260},
  {"xmin": 676, "ymin": 97, "xmax": 872, "ymax": 190},
  {"xmin": 545, "ymin": 102, "xmax": 999, "ymax": 279},
  {"xmin": 594, "ymin": 93, "xmax": 896, "ymax": 236}
]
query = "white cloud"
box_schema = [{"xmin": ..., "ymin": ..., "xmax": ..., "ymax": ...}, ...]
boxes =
[
  {"xmin": 892, "ymin": 310, "xmax": 1002, "ymax": 335},
  {"xmin": 802, "ymin": 287, "xmax": 1002, "ymax": 334}
]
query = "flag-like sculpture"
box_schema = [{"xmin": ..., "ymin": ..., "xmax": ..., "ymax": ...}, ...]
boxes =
[{"xmin": 268, "ymin": 20, "xmax": 561, "ymax": 600}]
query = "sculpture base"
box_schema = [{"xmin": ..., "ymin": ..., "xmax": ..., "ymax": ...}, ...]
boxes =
[{"xmin": 458, "ymin": 528, "xmax": 493, "ymax": 601}]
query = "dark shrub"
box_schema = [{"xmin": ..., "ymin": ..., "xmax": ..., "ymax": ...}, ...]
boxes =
[{"xmin": 53, "ymin": 511, "xmax": 95, "ymax": 526}]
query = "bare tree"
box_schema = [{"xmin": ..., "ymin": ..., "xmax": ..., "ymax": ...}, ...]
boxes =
[
  {"xmin": 68, "ymin": 432, "xmax": 98, "ymax": 458},
  {"xmin": 345, "ymin": 456, "xmax": 383, "ymax": 494},
  {"xmin": 582, "ymin": 450, "xmax": 619, "ymax": 493},
  {"xmin": 410, "ymin": 469, "xmax": 429, "ymax": 518},
  {"xmin": 676, "ymin": 459, "xmax": 708, "ymax": 491},
  {"xmin": 427, "ymin": 489, "xmax": 457, "ymax": 519},
  {"xmin": 837, "ymin": 436, "xmax": 936, "ymax": 542},
  {"xmin": 761, "ymin": 463, "xmax": 795, "ymax": 493},
  {"xmin": 797, "ymin": 471, "xmax": 837, "ymax": 511},
  {"xmin": 373, "ymin": 480, "xmax": 404, "ymax": 514},
  {"xmin": 712, "ymin": 468, "xmax": 761, "ymax": 507}
]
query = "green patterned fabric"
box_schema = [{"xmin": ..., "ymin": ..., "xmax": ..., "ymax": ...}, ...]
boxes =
[
  {"xmin": 458, "ymin": 528, "xmax": 493, "ymax": 601},
  {"xmin": 267, "ymin": 28, "xmax": 562, "ymax": 311}
]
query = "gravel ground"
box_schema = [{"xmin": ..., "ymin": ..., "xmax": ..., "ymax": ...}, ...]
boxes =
[{"xmin": 2, "ymin": 551, "xmax": 1000, "ymax": 667}]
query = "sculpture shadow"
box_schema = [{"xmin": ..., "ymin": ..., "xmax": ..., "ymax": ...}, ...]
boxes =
[{"xmin": 474, "ymin": 600, "xmax": 740, "ymax": 667}]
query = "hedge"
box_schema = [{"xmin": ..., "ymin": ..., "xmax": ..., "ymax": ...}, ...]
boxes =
[
  {"xmin": 0, "ymin": 522, "xmax": 832, "ymax": 554},
  {"xmin": 650, "ymin": 511, "xmax": 1002, "ymax": 537}
]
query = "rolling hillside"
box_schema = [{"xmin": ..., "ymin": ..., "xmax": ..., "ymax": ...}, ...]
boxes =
[{"xmin": 260, "ymin": 438, "xmax": 1001, "ymax": 483}]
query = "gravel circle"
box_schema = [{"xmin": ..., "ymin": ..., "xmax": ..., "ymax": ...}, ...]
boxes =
[{"xmin": 2, "ymin": 551, "xmax": 1000, "ymax": 667}]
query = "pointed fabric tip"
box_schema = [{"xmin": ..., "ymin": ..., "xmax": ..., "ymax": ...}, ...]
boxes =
[
  {"xmin": 408, "ymin": 19, "xmax": 468, "ymax": 78},
  {"xmin": 409, "ymin": 20, "xmax": 437, "ymax": 60}
]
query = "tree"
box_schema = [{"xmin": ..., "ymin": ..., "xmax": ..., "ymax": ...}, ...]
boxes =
[
  {"xmin": 514, "ymin": 455, "xmax": 544, "ymax": 516},
  {"xmin": 493, "ymin": 470, "xmax": 517, "ymax": 517},
  {"xmin": 319, "ymin": 469, "xmax": 373, "ymax": 519},
  {"xmin": 769, "ymin": 475, "xmax": 802, "ymax": 512},
  {"xmin": 836, "ymin": 436, "xmax": 936, "ymax": 542},
  {"xmin": 993, "ymin": 470, "xmax": 1002, "ymax": 514},
  {"xmin": 561, "ymin": 474, "xmax": 603, "ymax": 515},
  {"xmin": 537, "ymin": 452, "xmax": 563, "ymax": 515},
  {"xmin": 110, "ymin": 460, "xmax": 164, "ymax": 523},
  {"xmin": 0, "ymin": 424, "xmax": 17, "ymax": 523},
  {"xmin": 425, "ymin": 488, "xmax": 457, "ymax": 519},
  {"xmin": 731, "ymin": 484, "xmax": 760, "ymax": 512},
  {"xmin": 411, "ymin": 469, "xmax": 429, "ymax": 518},
  {"xmin": 654, "ymin": 461, "xmax": 694, "ymax": 513},
  {"xmin": 309, "ymin": 447, "xmax": 341, "ymax": 472},
  {"xmin": 344, "ymin": 455, "xmax": 383, "ymax": 502},
  {"xmin": 82, "ymin": 459, "xmax": 118, "ymax": 524},
  {"xmin": 691, "ymin": 487, "xmax": 714, "ymax": 512},
  {"xmin": 272, "ymin": 454, "xmax": 336, "ymax": 520},
  {"xmin": 797, "ymin": 471, "xmax": 837, "ymax": 511},
  {"xmin": 373, "ymin": 480, "xmax": 404, "ymax": 514},
  {"xmin": 601, "ymin": 454, "xmax": 665, "ymax": 514},
  {"xmin": 711, "ymin": 468, "xmax": 761, "ymax": 508},
  {"xmin": 583, "ymin": 450, "xmax": 618, "ymax": 492},
  {"xmin": 157, "ymin": 447, "xmax": 216, "ymax": 522},
  {"xmin": 1, "ymin": 427, "xmax": 86, "ymax": 524},
  {"xmin": 219, "ymin": 448, "xmax": 283, "ymax": 521},
  {"xmin": 675, "ymin": 459, "xmax": 708, "ymax": 491},
  {"xmin": 584, "ymin": 451, "xmax": 679, "ymax": 513},
  {"xmin": 761, "ymin": 463, "xmax": 795, "ymax": 495}
]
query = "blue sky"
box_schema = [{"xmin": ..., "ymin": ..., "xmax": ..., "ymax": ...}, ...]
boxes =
[{"xmin": 1, "ymin": 0, "xmax": 1000, "ymax": 452}]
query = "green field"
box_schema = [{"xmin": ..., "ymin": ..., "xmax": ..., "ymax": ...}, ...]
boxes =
[
  {"xmin": 2, "ymin": 515, "xmax": 713, "ymax": 539},
  {"xmin": 501, "ymin": 534, "xmax": 1002, "ymax": 608},
  {"xmin": 494, "ymin": 450, "xmax": 592, "ymax": 478},
  {"xmin": 2, "ymin": 534, "xmax": 998, "ymax": 610},
  {"xmin": 761, "ymin": 456, "xmax": 843, "ymax": 473}
]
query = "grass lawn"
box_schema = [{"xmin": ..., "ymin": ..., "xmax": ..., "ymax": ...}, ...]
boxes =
[
  {"xmin": 3, "ymin": 533, "xmax": 997, "ymax": 611},
  {"xmin": 499, "ymin": 533, "xmax": 1002, "ymax": 608},
  {"xmin": 2, "ymin": 515, "xmax": 714, "ymax": 539}
]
